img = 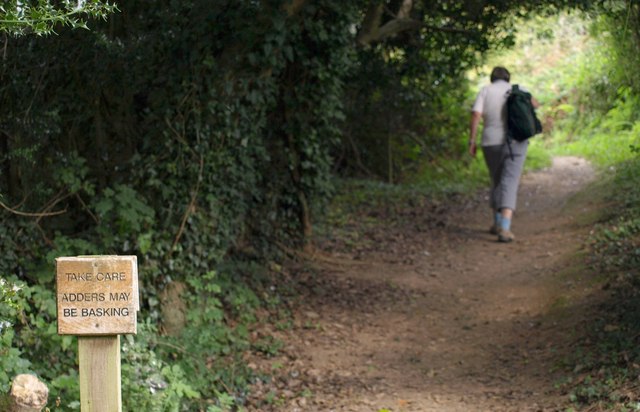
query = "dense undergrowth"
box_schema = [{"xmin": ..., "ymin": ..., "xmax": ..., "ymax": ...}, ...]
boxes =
[{"xmin": 555, "ymin": 156, "xmax": 640, "ymax": 412}]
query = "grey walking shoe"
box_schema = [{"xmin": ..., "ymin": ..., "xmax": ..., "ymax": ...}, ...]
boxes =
[{"xmin": 498, "ymin": 229, "xmax": 515, "ymax": 243}]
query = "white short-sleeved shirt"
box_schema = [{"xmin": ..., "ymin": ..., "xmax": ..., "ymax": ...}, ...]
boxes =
[{"xmin": 472, "ymin": 79, "xmax": 511, "ymax": 146}]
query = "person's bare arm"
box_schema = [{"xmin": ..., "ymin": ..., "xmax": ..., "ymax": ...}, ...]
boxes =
[{"xmin": 531, "ymin": 96, "xmax": 540, "ymax": 109}]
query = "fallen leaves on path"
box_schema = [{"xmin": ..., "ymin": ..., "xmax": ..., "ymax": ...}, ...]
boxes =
[{"xmin": 245, "ymin": 157, "xmax": 609, "ymax": 412}]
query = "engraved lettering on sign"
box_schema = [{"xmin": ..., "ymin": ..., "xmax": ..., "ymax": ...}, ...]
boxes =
[
  {"xmin": 96, "ymin": 272, "xmax": 126, "ymax": 281},
  {"xmin": 66, "ymin": 272, "xmax": 93, "ymax": 281},
  {"xmin": 80, "ymin": 307, "xmax": 130, "ymax": 317},
  {"xmin": 56, "ymin": 256, "xmax": 138, "ymax": 335},
  {"xmin": 61, "ymin": 292, "xmax": 106, "ymax": 303},
  {"xmin": 110, "ymin": 292, "xmax": 130, "ymax": 301}
]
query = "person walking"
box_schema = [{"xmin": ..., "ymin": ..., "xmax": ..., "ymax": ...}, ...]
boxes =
[{"xmin": 469, "ymin": 66, "xmax": 539, "ymax": 243}]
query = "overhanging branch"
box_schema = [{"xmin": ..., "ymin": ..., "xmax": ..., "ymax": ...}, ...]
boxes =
[
  {"xmin": 356, "ymin": 2, "xmax": 385, "ymax": 46},
  {"xmin": 358, "ymin": 17, "xmax": 476, "ymax": 46},
  {"xmin": 282, "ymin": 0, "xmax": 308, "ymax": 17}
]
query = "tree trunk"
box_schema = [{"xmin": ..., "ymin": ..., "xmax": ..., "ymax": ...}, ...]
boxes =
[
  {"xmin": 282, "ymin": 0, "xmax": 308, "ymax": 16},
  {"xmin": 282, "ymin": 67, "xmax": 314, "ymax": 246},
  {"xmin": 357, "ymin": 0, "xmax": 420, "ymax": 46},
  {"xmin": 159, "ymin": 281, "xmax": 187, "ymax": 336},
  {"xmin": 0, "ymin": 131, "xmax": 12, "ymax": 199}
]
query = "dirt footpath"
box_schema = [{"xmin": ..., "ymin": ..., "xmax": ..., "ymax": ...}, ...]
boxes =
[{"xmin": 251, "ymin": 156, "xmax": 601, "ymax": 412}]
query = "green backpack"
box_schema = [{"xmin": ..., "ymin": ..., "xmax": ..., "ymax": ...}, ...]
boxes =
[{"xmin": 506, "ymin": 84, "xmax": 542, "ymax": 142}]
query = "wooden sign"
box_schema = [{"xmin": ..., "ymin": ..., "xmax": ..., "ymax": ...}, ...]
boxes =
[{"xmin": 56, "ymin": 256, "xmax": 139, "ymax": 336}]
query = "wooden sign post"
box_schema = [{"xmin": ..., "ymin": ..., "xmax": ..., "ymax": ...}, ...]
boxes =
[{"xmin": 56, "ymin": 256, "xmax": 139, "ymax": 412}]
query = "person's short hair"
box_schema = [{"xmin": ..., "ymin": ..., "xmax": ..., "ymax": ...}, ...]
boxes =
[{"xmin": 490, "ymin": 66, "xmax": 510, "ymax": 83}]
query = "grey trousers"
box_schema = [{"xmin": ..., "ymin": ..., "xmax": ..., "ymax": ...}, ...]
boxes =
[{"xmin": 482, "ymin": 140, "xmax": 528, "ymax": 211}]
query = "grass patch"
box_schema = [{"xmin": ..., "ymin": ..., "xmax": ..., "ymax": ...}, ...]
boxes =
[
  {"xmin": 551, "ymin": 124, "xmax": 640, "ymax": 168},
  {"xmin": 562, "ymin": 178, "xmax": 612, "ymax": 226},
  {"xmin": 411, "ymin": 154, "xmax": 490, "ymax": 195},
  {"xmin": 325, "ymin": 154, "xmax": 489, "ymax": 224},
  {"xmin": 525, "ymin": 138, "xmax": 553, "ymax": 171}
]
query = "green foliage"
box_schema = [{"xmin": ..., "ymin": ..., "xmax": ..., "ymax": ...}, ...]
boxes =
[
  {"xmin": 551, "ymin": 161, "xmax": 640, "ymax": 411},
  {"xmin": 0, "ymin": 0, "xmax": 117, "ymax": 36},
  {"xmin": 159, "ymin": 265, "xmax": 277, "ymax": 409},
  {"xmin": 0, "ymin": 327, "xmax": 32, "ymax": 393},
  {"xmin": 587, "ymin": 159, "xmax": 640, "ymax": 276},
  {"xmin": 1, "ymin": 0, "xmax": 360, "ymax": 404},
  {"xmin": 0, "ymin": 278, "xmax": 31, "ymax": 394},
  {"xmin": 94, "ymin": 184, "xmax": 155, "ymax": 238},
  {"xmin": 206, "ymin": 391, "xmax": 236, "ymax": 412},
  {"xmin": 557, "ymin": 279, "xmax": 640, "ymax": 410},
  {"xmin": 0, "ymin": 278, "xmax": 205, "ymax": 410},
  {"xmin": 525, "ymin": 139, "xmax": 553, "ymax": 171},
  {"xmin": 121, "ymin": 324, "xmax": 200, "ymax": 412},
  {"xmin": 0, "ymin": 277, "xmax": 21, "ymax": 313},
  {"xmin": 482, "ymin": 9, "xmax": 640, "ymax": 167},
  {"xmin": 339, "ymin": 21, "xmax": 487, "ymax": 183},
  {"xmin": 512, "ymin": 7, "xmax": 640, "ymax": 167},
  {"xmin": 553, "ymin": 88, "xmax": 640, "ymax": 166},
  {"xmin": 0, "ymin": 276, "xmax": 78, "ymax": 403}
]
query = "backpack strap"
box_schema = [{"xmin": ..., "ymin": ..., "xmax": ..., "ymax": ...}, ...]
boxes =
[
  {"xmin": 506, "ymin": 84, "xmax": 518, "ymax": 160},
  {"xmin": 506, "ymin": 84, "xmax": 518, "ymax": 98}
]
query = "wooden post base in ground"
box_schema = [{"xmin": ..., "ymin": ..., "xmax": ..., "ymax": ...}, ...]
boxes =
[{"xmin": 78, "ymin": 336, "xmax": 121, "ymax": 412}]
